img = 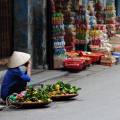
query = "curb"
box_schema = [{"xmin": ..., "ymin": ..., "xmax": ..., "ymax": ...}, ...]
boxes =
[{"xmin": 29, "ymin": 71, "xmax": 69, "ymax": 86}]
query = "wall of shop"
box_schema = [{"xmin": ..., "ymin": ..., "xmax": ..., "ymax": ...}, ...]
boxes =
[
  {"xmin": 14, "ymin": 0, "xmax": 28, "ymax": 52},
  {"xmin": 14, "ymin": 0, "xmax": 47, "ymax": 69}
]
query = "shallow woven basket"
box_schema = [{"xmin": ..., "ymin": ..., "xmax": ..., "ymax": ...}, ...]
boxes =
[
  {"xmin": 6, "ymin": 96, "xmax": 52, "ymax": 108},
  {"xmin": 11, "ymin": 101, "xmax": 52, "ymax": 108},
  {"xmin": 51, "ymin": 94, "xmax": 78, "ymax": 101}
]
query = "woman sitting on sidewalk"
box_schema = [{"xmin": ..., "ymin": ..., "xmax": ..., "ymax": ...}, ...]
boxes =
[{"xmin": 0, "ymin": 51, "xmax": 31, "ymax": 101}]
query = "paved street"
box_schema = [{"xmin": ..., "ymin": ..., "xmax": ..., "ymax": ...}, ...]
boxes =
[{"xmin": 1, "ymin": 64, "xmax": 120, "ymax": 120}]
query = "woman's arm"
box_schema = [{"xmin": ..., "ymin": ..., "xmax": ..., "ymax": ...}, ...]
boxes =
[{"xmin": 12, "ymin": 67, "xmax": 31, "ymax": 82}]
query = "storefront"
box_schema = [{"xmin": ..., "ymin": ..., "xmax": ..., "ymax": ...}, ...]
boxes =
[
  {"xmin": 47, "ymin": 0, "xmax": 120, "ymax": 69},
  {"xmin": 0, "ymin": 0, "xmax": 119, "ymax": 71}
]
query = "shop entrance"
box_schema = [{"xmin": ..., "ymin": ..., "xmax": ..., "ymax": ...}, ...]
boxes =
[
  {"xmin": 31, "ymin": 0, "xmax": 47, "ymax": 70},
  {"xmin": 0, "ymin": 0, "xmax": 13, "ymax": 59}
]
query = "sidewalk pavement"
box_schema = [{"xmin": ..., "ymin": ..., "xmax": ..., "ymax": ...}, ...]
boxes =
[
  {"xmin": 29, "ymin": 70, "xmax": 69, "ymax": 86},
  {"xmin": 0, "ymin": 65, "xmax": 111, "ymax": 88},
  {"xmin": 29, "ymin": 65, "xmax": 110, "ymax": 86}
]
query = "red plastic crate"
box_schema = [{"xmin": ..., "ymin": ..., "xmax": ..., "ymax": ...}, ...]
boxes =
[
  {"xmin": 78, "ymin": 51, "xmax": 104, "ymax": 63},
  {"xmin": 63, "ymin": 58, "xmax": 85, "ymax": 70},
  {"xmin": 79, "ymin": 57, "xmax": 92, "ymax": 66}
]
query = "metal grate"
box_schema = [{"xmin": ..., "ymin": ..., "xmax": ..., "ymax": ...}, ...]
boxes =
[{"xmin": 0, "ymin": 0, "xmax": 13, "ymax": 59}]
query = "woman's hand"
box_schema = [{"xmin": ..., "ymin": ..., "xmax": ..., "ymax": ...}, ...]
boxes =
[{"xmin": 25, "ymin": 60, "xmax": 31, "ymax": 76}]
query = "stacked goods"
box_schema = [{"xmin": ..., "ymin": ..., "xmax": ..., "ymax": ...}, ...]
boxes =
[
  {"xmin": 52, "ymin": 12, "xmax": 67, "ymax": 68},
  {"xmin": 64, "ymin": 50, "xmax": 104, "ymax": 68},
  {"xmin": 63, "ymin": 57, "xmax": 86, "ymax": 70},
  {"xmin": 79, "ymin": 51, "xmax": 104, "ymax": 63},
  {"xmin": 99, "ymin": 28, "xmax": 112, "ymax": 54},
  {"xmin": 89, "ymin": 29, "xmax": 102, "ymax": 46},
  {"xmin": 111, "ymin": 35, "xmax": 120, "ymax": 52},
  {"xmin": 66, "ymin": 50, "xmax": 92, "ymax": 66},
  {"xmin": 89, "ymin": 24, "xmax": 112, "ymax": 55},
  {"xmin": 95, "ymin": 1, "xmax": 105, "ymax": 24},
  {"xmin": 112, "ymin": 45, "xmax": 120, "ymax": 52},
  {"xmin": 101, "ymin": 55, "xmax": 116, "ymax": 66},
  {"xmin": 75, "ymin": 5, "xmax": 90, "ymax": 50},
  {"xmin": 105, "ymin": 2, "xmax": 116, "ymax": 37}
]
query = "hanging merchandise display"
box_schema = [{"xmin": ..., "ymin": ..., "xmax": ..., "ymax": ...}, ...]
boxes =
[
  {"xmin": 95, "ymin": 0, "xmax": 105, "ymax": 24},
  {"xmin": 75, "ymin": 5, "xmax": 90, "ymax": 51},
  {"xmin": 52, "ymin": 12, "xmax": 67, "ymax": 69},
  {"xmin": 89, "ymin": 29, "xmax": 102, "ymax": 46},
  {"xmin": 88, "ymin": 1, "xmax": 97, "ymax": 29},
  {"xmin": 87, "ymin": 1, "xmax": 102, "ymax": 48},
  {"xmin": 116, "ymin": 17, "xmax": 120, "ymax": 34},
  {"xmin": 63, "ymin": 0, "xmax": 77, "ymax": 51},
  {"xmin": 49, "ymin": 0, "xmax": 67, "ymax": 69},
  {"xmin": 105, "ymin": 2, "xmax": 116, "ymax": 37},
  {"xmin": 88, "ymin": 1, "xmax": 98, "ymax": 45}
]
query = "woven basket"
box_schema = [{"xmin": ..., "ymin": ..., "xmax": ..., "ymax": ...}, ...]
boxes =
[{"xmin": 51, "ymin": 94, "xmax": 78, "ymax": 101}]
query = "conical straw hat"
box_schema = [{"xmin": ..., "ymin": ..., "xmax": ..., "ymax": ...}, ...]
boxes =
[{"xmin": 8, "ymin": 51, "xmax": 31, "ymax": 68}]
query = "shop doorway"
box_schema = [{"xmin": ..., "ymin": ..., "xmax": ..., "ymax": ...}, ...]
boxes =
[
  {"xmin": 0, "ymin": 0, "xmax": 13, "ymax": 59},
  {"xmin": 31, "ymin": 0, "xmax": 47, "ymax": 70}
]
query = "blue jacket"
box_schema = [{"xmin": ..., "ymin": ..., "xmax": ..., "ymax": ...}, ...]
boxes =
[{"xmin": 1, "ymin": 67, "xmax": 30, "ymax": 100}]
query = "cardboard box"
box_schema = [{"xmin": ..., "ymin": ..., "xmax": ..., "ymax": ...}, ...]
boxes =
[{"xmin": 54, "ymin": 56, "xmax": 65, "ymax": 69}]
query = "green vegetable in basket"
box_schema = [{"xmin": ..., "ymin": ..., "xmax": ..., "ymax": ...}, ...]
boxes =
[
  {"xmin": 45, "ymin": 80, "xmax": 81, "ymax": 96},
  {"xmin": 9, "ymin": 94, "xmax": 17, "ymax": 102},
  {"xmin": 69, "ymin": 86, "xmax": 81, "ymax": 94}
]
